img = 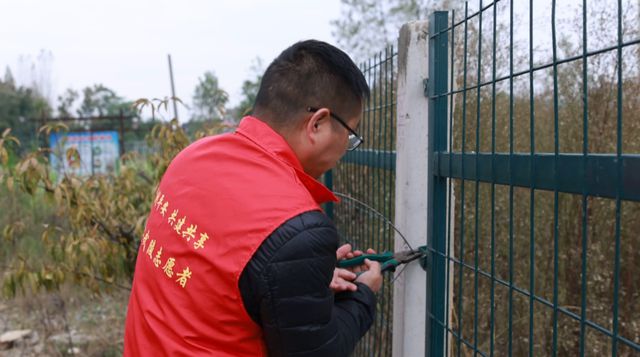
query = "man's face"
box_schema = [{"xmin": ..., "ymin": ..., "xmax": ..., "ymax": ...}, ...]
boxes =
[
  {"xmin": 300, "ymin": 106, "xmax": 363, "ymax": 179},
  {"xmin": 321, "ymin": 113, "xmax": 361, "ymax": 173}
]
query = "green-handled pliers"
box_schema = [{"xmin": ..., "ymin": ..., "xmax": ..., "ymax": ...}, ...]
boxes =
[{"xmin": 337, "ymin": 248, "xmax": 425, "ymax": 273}]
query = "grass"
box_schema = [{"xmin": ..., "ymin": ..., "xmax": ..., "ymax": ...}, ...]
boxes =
[{"xmin": 0, "ymin": 285, "xmax": 128, "ymax": 356}]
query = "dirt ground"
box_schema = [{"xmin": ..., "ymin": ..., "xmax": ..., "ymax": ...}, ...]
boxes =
[{"xmin": 0, "ymin": 286, "xmax": 129, "ymax": 356}]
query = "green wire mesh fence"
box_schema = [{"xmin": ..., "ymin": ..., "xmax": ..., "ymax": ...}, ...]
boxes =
[
  {"xmin": 326, "ymin": 46, "xmax": 398, "ymax": 357},
  {"xmin": 428, "ymin": 1, "xmax": 640, "ymax": 356}
]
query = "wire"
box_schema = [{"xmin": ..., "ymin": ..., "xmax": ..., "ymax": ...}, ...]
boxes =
[
  {"xmin": 390, "ymin": 263, "xmax": 410, "ymax": 284},
  {"xmin": 334, "ymin": 192, "xmax": 413, "ymax": 251}
]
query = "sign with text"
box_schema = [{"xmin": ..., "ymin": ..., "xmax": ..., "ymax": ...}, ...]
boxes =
[{"xmin": 49, "ymin": 131, "xmax": 120, "ymax": 177}]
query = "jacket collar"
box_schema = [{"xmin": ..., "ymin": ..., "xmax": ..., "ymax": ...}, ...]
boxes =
[{"xmin": 235, "ymin": 116, "xmax": 338, "ymax": 204}]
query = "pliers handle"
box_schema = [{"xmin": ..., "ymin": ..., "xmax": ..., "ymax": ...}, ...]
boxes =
[{"xmin": 337, "ymin": 249, "xmax": 424, "ymax": 273}]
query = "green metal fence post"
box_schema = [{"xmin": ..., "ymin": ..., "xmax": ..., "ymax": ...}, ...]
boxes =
[
  {"xmin": 428, "ymin": 10, "xmax": 449, "ymax": 357},
  {"xmin": 325, "ymin": 170, "xmax": 334, "ymax": 220}
]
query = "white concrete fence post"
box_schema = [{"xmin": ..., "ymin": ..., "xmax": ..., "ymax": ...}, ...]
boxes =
[{"xmin": 393, "ymin": 19, "xmax": 431, "ymax": 357}]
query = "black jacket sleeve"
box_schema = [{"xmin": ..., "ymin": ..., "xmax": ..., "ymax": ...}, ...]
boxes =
[{"xmin": 239, "ymin": 210, "xmax": 376, "ymax": 357}]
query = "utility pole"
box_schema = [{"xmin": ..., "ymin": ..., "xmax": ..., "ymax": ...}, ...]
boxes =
[{"xmin": 168, "ymin": 54, "xmax": 179, "ymax": 121}]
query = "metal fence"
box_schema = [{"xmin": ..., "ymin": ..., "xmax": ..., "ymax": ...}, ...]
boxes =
[
  {"xmin": 428, "ymin": 1, "xmax": 640, "ymax": 357},
  {"xmin": 326, "ymin": 46, "xmax": 398, "ymax": 357}
]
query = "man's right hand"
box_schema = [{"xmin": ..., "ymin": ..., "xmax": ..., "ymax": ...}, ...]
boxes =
[{"xmin": 354, "ymin": 258, "xmax": 383, "ymax": 293}]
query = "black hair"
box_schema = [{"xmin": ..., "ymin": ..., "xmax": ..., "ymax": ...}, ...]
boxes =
[{"xmin": 253, "ymin": 40, "xmax": 369, "ymax": 127}]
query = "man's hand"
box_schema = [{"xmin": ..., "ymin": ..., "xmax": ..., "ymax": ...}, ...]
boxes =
[
  {"xmin": 330, "ymin": 267, "xmax": 358, "ymax": 292},
  {"xmin": 354, "ymin": 258, "xmax": 383, "ymax": 293},
  {"xmin": 330, "ymin": 244, "xmax": 357, "ymax": 292},
  {"xmin": 330, "ymin": 244, "xmax": 379, "ymax": 293}
]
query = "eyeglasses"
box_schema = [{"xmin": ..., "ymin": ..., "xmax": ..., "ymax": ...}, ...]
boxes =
[{"xmin": 307, "ymin": 107, "xmax": 364, "ymax": 151}]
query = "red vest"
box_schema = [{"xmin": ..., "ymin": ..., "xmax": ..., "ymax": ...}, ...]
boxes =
[{"xmin": 124, "ymin": 117, "xmax": 337, "ymax": 356}]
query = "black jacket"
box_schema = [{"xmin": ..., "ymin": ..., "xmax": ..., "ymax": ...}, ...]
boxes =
[{"xmin": 239, "ymin": 210, "xmax": 376, "ymax": 357}]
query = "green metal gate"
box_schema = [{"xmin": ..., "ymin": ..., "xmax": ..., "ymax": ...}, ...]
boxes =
[{"xmin": 428, "ymin": 1, "xmax": 640, "ymax": 356}]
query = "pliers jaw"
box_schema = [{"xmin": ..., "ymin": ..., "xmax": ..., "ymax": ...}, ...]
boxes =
[
  {"xmin": 394, "ymin": 250, "xmax": 424, "ymax": 264},
  {"xmin": 381, "ymin": 249, "xmax": 426, "ymax": 272}
]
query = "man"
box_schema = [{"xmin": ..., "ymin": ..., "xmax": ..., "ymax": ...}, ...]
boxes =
[{"xmin": 124, "ymin": 39, "xmax": 382, "ymax": 356}]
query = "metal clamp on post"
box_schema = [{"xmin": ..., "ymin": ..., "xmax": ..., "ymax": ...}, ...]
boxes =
[{"xmin": 418, "ymin": 246, "xmax": 429, "ymax": 272}]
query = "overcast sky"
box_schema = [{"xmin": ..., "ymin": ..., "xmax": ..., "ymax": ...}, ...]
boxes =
[{"xmin": 0, "ymin": 0, "xmax": 343, "ymax": 120}]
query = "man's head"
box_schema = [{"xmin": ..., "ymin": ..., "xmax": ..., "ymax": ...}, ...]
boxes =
[{"xmin": 253, "ymin": 40, "xmax": 369, "ymax": 179}]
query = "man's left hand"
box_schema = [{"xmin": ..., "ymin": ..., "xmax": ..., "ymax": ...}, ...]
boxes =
[{"xmin": 330, "ymin": 243, "xmax": 376, "ymax": 293}]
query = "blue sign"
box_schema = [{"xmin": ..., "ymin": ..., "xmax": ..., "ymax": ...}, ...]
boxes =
[{"xmin": 49, "ymin": 131, "xmax": 120, "ymax": 177}]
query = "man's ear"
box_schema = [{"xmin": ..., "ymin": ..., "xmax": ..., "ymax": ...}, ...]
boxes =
[{"xmin": 304, "ymin": 108, "xmax": 331, "ymax": 144}]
